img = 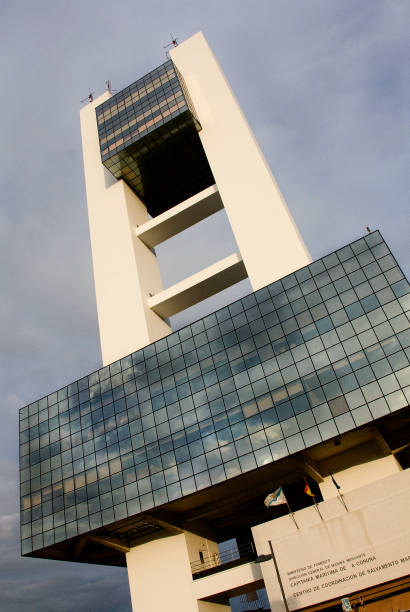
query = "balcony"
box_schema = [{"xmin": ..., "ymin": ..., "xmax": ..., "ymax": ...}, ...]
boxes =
[{"xmin": 191, "ymin": 542, "xmax": 257, "ymax": 579}]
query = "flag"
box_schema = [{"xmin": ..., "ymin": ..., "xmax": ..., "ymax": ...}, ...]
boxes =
[
  {"xmin": 330, "ymin": 473, "xmax": 341, "ymax": 490},
  {"xmin": 264, "ymin": 487, "xmax": 287, "ymax": 508},
  {"xmin": 329, "ymin": 471, "xmax": 348, "ymax": 510},
  {"xmin": 304, "ymin": 478, "xmax": 314, "ymax": 497}
]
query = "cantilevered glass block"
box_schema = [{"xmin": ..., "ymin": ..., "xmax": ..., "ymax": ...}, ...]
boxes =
[{"xmin": 96, "ymin": 60, "xmax": 214, "ymax": 216}]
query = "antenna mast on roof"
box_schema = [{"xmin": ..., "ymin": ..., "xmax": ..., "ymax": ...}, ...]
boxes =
[
  {"xmin": 164, "ymin": 34, "xmax": 179, "ymax": 58},
  {"xmin": 80, "ymin": 90, "xmax": 94, "ymax": 104},
  {"xmin": 105, "ymin": 80, "xmax": 117, "ymax": 94}
]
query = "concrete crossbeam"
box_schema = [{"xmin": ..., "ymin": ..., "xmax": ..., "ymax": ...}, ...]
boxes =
[
  {"xmin": 148, "ymin": 253, "xmax": 247, "ymax": 318},
  {"xmin": 135, "ymin": 185, "xmax": 223, "ymax": 248}
]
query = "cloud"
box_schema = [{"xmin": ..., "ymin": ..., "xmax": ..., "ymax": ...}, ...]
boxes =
[
  {"xmin": 0, "ymin": 487, "xmax": 131, "ymax": 612},
  {"xmin": 0, "ymin": 514, "xmax": 19, "ymax": 540}
]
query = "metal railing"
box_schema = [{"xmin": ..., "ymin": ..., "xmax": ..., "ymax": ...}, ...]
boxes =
[{"xmin": 191, "ymin": 542, "xmax": 256, "ymax": 577}]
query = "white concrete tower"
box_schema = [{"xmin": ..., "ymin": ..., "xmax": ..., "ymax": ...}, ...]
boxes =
[{"xmin": 80, "ymin": 31, "xmax": 311, "ymax": 367}]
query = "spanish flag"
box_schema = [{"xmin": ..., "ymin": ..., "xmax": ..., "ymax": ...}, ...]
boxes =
[{"xmin": 304, "ymin": 478, "xmax": 314, "ymax": 497}]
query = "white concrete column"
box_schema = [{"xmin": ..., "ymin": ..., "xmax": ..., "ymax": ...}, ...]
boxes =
[
  {"xmin": 171, "ymin": 33, "xmax": 311, "ymax": 291},
  {"xmin": 80, "ymin": 95, "xmax": 171, "ymax": 365},
  {"xmin": 126, "ymin": 532, "xmax": 229, "ymax": 612}
]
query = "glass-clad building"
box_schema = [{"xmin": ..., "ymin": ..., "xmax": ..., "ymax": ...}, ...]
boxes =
[
  {"xmin": 96, "ymin": 59, "xmax": 214, "ymax": 217},
  {"xmin": 19, "ymin": 231, "xmax": 410, "ymax": 562}
]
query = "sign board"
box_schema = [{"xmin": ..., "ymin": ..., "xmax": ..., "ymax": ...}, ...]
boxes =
[{"xmin": 252, "ymin": 472, "xmax": 410, "ymax": 611}]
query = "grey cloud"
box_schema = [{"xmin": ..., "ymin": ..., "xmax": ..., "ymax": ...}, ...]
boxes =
[
  {"xmin": 0, "ymin": 513, "xmax": 19, "ymax": 540},
  {"xmin": 0, "ymin": 478, "xmax": 131, "ymax": 612},
  {"xmin": 0, "ymin": 534, "xmax": 131, "ymax": 612}
]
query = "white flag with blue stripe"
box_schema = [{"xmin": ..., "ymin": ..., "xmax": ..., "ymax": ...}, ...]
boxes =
[{"xmin": 264, "ymin": 487, "xmax": 287, "ymax": 508}]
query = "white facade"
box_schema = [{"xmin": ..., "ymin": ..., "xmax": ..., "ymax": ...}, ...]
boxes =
[
  {"xmin": 171, "ymin": 33, "xmax": 311, "ymax": 292},
  {"xmin": 252, "ymin": 469, "xmax": 410, "ymax": 611},
  {"xmin": 80, "ymin": 31, "xmax": 310, "ymax": 366}
]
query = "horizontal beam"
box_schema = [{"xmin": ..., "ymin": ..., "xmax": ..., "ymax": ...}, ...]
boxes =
[
  {"xmin": 88, "ymin": 534, "xmax": 130, "ymax": 554},
  {"xmin": 148, "ymin": 252, "xmax": 247, "ymax": 319},
  {"xmin": 192, "ymin": 561, "xmax": 263, "ymax": 603},
  {"xmin": 135, "ymin": 184, "xmax": 223, "ymax": 247},
  {"xmin": 297, "ymin": 456, "xmax": 324, "ymax": 483},
  {"xmin": 142, "ymin": 510, "xmax": 184, "ymax": 534}
]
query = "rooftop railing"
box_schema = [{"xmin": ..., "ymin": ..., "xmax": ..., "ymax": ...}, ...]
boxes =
[{"xmin": 191, "ymin": 542, "xmax": 256, "ymax": 579}]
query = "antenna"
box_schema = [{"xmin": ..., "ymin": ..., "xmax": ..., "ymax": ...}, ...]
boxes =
[
  {"xmin": 81, "ymin": 90, "xmax": 94, "ymax": 104},
  {"xmin": 106, "ymin": 80, "xmax": 117, "ymax": 94},
  {"xmin": 164, "ymin": 33, "xmax": 179, "ymax": 57}
]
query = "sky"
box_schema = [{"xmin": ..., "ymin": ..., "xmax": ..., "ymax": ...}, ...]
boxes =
[{"xmin": 0, "ymin": 0, "xmax": 409, "ymax": 610}]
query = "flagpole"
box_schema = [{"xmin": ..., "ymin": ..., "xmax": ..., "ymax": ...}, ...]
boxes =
[
  {"xmin": 285, "ymin": 499, "xmax": 299, "ymax": 529},
  {"xmin": 337, "ymin": 490, "xmax": 348, "ymax": 511},
  {"xmin": 312, "ymin": 495, "xmax": 323, "ymax": 520},
  {"xmin": 268, "ymin": 540, "xmax": 290, "ymax": 612},
  {"xmin": 328, "ymin": 470, "xmax": 349, "ymax": 511}
]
